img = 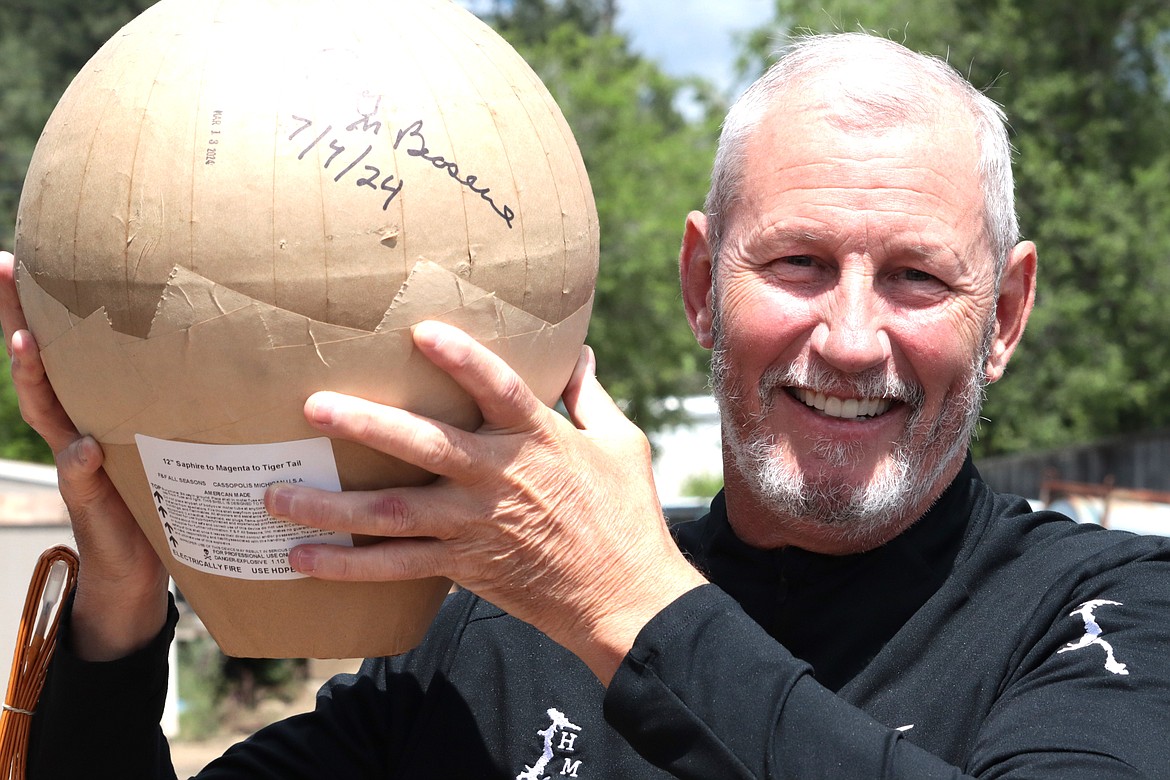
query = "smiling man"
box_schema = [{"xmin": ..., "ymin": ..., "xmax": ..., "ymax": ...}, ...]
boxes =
[
  {"xmin": 680, "ymin": 39, "xmax": 1033, "ymax": 555},
  {"xmin": 11, "ymin": 32, "xmax": 1170, "ymax": 780}
]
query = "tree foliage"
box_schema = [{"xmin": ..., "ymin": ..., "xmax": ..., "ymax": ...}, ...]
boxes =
[
  {"xmin": 0, "ymin": 0, "xmax": 156, "ymax": 243},
  {"xmin": 483, "ymin": 0, "xmax": 721, "ymax": 427},
  {"xmin": 740, "ymin": 0, "xmax": 1170, "ymax": 457}
]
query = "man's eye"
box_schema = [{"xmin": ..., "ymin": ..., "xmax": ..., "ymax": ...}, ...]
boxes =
[
  {"xmin": 783, "ymin": 255, "xmax": 816, "ymax": 267},
  {"xmin": 899, "ymin": 268, "xmax": 938, "ymax": 283}
]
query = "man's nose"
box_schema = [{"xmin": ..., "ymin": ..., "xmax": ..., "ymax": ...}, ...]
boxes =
[{"xmin": 810, "ymin": 273, "xmax": 890, "ymax": 374}]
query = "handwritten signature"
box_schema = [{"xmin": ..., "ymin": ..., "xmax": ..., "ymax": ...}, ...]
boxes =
[
  {"xmin": 392, "ymin": 119, "xmax": 515, "ymax": 229},
  {"xmin": 288, "ymin": 103, "xmax": 515, "ymax": 228}
]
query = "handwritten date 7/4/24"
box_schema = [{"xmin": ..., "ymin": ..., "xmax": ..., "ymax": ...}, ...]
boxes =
[
  {"xmin": 288, "ymin": 109, "xmax": 515, "ymax": 229},
  {"xmin": 289, "ymin": 114, "xmax": 404, "ymax": 211}
]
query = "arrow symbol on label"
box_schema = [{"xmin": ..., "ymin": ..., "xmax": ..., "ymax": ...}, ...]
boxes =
[{"xmin": 169, "ymin": 535, "xmax": 178, "ymax": 548}]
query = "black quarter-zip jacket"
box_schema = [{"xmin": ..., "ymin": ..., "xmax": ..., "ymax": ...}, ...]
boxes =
[{"xmin": 29, "ymin": 458, "xmax": 1170, "ymax": 778}]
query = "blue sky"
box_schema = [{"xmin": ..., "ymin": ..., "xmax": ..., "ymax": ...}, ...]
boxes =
[
  {"xmin": 459, "ymin": 0, "xmax": 775, "ymax": 96},
  {"xmin": 613, "ymin": 0, "xmax": 774, "ymax": 93}
]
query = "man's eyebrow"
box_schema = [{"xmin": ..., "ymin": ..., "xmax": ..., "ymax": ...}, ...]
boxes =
[
  {"xmin": 900, "ymin": 243, "xmax": 967, "ymax": 265},
  {"xmin": 902, "ymin": 244, "xmax": 942, "ymax": 259},
  {"xmin": 754, "ymin": 226, "xmax": 827, "ymax": 249},
  {"xmin": 750, "ymin": 228, "xmax": 967, "ymax": 266}
]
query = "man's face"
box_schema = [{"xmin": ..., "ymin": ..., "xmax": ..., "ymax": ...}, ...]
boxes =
[{"xmin": 702, "ymin": 103, "xmax": 1000, "ymax": 551}]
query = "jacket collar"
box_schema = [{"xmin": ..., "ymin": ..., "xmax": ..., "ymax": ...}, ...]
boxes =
[{"xmin": 672, "ymin": 455, "xmax": 983, "ymax": 690}]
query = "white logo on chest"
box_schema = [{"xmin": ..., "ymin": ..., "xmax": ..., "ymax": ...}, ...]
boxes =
[
  {"xmin": 1057, "ymin": 599, "xmax": 1129, "ymax": 675},
  {"xmin": 517, "ymin": 707, "xmax": 583, "ymax": 780}
]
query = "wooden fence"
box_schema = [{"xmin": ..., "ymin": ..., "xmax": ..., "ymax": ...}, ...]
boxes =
[{"xmin": 975, "ymin": 428, "xmax": 1170, "ymax": 499}]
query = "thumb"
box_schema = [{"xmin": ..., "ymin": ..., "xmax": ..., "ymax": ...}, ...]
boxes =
[
  {"xmin": 54, "ymin": 437, "xmax": 128, "ymax": 521},
  {"xmin": 562, "ymin": 346, "xmax": 626, "ymax": 433},
  {"xmin": 56, "ymin": 436, "xmax": 115, "ymax": 509}
]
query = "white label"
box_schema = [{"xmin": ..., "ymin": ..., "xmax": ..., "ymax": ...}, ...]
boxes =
[{"xmin": 134, "ymin": 435, "xmax": 351, "ymax": 580}]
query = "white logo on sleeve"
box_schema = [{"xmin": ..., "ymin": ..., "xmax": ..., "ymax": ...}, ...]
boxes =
[
  {"xmin": 1057, "ymin": 599, "xmax": 1129, "ymax": 675},
  {"xmin": 517, "ymin": 707, "xmax": 584, "ymax": 779}
]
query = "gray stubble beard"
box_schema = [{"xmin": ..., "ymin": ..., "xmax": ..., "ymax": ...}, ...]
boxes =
[{"xmin": 710, "ymin": 307, "xmax": 993, "ymax": 547}]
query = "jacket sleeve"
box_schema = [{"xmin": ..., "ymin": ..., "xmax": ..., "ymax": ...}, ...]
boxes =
[
  {"xmin": 604, "ymin": 580, "xmax": 1170, "ymax": 779},
  {"xmin": 27, "ymin": 592, "xmax": 181, "ymax": 780},
  {"xmin": 26, "ymin": 590, "xmax": 474, "ymax": 780},
  {"xmin": 603, "ymin": 585, "xmax": 969, "ymax": 779}
]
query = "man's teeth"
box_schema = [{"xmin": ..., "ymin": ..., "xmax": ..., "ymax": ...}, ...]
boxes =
[{"xmin": 794, "ymin": 388, "xmax": 893, "ymax": 419}]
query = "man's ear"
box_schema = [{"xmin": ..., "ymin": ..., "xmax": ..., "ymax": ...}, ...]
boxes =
[
  {"xmin": 985, "ymin": 240, "xmax": 1037, "ymax": 383},
  {"xmin": 680, "ymin": 210, "xmax": 717, "ymax": 349}
]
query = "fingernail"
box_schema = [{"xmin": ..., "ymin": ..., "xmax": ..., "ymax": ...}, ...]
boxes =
[
  {"xmin": 412, "ymin": 320, "xmax": 444, "ymax": 349},
  {"xmin": 306, "ymin": 394, "xmax": 335, "ymax": 426},
  {"xmin": 76, "ymin": 438, "xmax": 92, "ymax": 467},
  {"xmin": 266, "ymin": 485, "xmax": 291, "ymax": 517},
  {"xmin": 289, "ymin": 546, "xmax": 317, "ymax": 573}
]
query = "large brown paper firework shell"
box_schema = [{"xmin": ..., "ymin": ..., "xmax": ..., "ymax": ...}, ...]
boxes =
[{"xmin": 14, "ymin": 0, "xmax": 598, "ymax": 658}]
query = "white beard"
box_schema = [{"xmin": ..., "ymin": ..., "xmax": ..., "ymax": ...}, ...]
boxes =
[{"xmin": 710, "ymin": 314, "xmax": 991, "ymax": 547}]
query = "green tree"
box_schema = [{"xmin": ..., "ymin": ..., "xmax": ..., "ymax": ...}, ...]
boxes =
[
  {"xmin": 1, "ymin": 0, "xmax": 155, "ymax": 243},
  {"xmin": 485, "ymin": 0, "xmax": 723, "ymax": 427},
  {"xmin": 0, "ymin": 355, "xmax": 49, "ymax": 461},
  {"xmin": 739, "ymin": 0, "xmax": 1170, "ymax": 457}
]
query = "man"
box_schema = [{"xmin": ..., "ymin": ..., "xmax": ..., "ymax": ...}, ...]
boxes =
[{"xmin": 5, "ymin": 33, "xmax": 1169, "ymax": 778}]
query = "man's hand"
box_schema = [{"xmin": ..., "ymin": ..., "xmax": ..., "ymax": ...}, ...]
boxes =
[
  {"xmin": 266, "ymin": 321, "xmax": 707, "ymax": 683},
  {"xmin": 0, "ymin": 251, "xmax": 169, "ymax": 661}
]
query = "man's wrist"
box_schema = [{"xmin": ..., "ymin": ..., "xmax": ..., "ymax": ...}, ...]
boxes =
[
  {"xmin": 69, "ymin": 575, "xmax": 170, "ymax": 662},
  {"xmin": 571, "ymin": 563, "xmax": 709, "ymax": 686}
]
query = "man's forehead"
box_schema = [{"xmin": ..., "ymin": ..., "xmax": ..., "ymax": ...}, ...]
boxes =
[
  {"xmin": 727, "ymin": 97, "xmax": 989, "ymax": 261},
  {"xmin": 743, "ymin": 112, "xmax": 981, "ymax": 199},
  {"xmin": 761, "ymin": 83, "xmax": 979, "ymax": 146}
]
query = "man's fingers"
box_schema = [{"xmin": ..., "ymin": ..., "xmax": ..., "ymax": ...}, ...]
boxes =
[
  {"xmin": 411, "ymin": 320, "xmax": 543, "ymax": 431},
  {"xmin": 8, "ymin": 328, "xmax": 82, "ymax": 452},
  {"xmin": 0, "ymin": 251, "xmax": 30, "ymax": 344},
  {"xmin": 289, "ymin": 537, "xmax": 447, "ymax": 582},
  {"xmin": 266, "ymin": 482, "xmax": 455, "ymax": 540},
  {"xmin": 303, "ymin": 392, "xmax": 479, "ymax": 478}
]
